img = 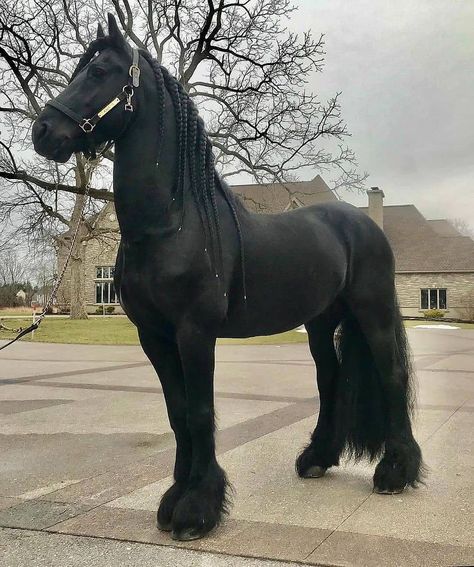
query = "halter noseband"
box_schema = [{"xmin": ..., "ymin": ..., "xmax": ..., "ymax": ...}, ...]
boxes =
[{"xmin": 46, "ymin": 48, "xmax": 140, "ymax": 134}]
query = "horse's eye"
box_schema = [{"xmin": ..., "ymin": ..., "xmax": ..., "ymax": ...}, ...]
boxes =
[{"xmin": 89, "ymin": 66, "xmax": 106, "ymax": 79}]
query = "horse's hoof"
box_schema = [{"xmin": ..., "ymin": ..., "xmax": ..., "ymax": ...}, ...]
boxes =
[
  {"xmin": 302, "ymin": 465, "xmax": 327, "ymax": 478},
  {"xmin": 157, "ymin": 482, "xmax": 185, "ymax": 533},
  {"xmin": 374, "ymin": 486, "xmax": 405, "ymax": 495},
  {"xmin": 157, "ymin": 520, "xmax": 172, "ymax": 532},
  {"xmin": 171, "ymin": 528, "xmax": 205, "ymax": 541}
]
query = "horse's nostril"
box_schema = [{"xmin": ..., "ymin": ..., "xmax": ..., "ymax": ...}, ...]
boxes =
[
  {"xmin": 39, "ymin": 122, "xmax": 48, "ymax": 139},
  {"xmin": 34, "ymin": 120, "xmax": 49, "ymax": 141}
]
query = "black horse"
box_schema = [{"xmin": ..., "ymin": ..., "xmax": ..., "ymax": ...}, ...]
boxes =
[{"xmin": 32, "ymin": 14, "xmax": 423, "ymax": 541}]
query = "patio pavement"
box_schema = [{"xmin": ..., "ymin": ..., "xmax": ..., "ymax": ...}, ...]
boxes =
[{"xmin": 0, "ymin": 328, "xmax": 473, "ymax": 566}]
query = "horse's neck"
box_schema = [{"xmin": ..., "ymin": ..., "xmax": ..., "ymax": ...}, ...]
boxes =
[{"xmin": 113, "ymin": 70, "xmax": 178, "ymax": 240}]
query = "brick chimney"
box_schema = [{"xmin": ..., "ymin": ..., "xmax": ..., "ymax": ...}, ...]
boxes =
[{"xmin": 367, "ymin": 187, "xmax": 385, "ymax": 229}]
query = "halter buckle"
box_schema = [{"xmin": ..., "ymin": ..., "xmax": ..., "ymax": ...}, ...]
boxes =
[
  {"xmin": 79, "ymin": 119, "xmax": 95, "ymax": 133},
  {"xmin": 129, "ymin": 64, "xmax": 140, "ymax": 88}
]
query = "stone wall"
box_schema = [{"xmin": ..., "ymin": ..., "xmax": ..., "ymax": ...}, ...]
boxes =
[
  {"xmin": 84, "ymin": 232, "xmax": 121, "ymax": 313},
  {"xmin": 56, "ymin": 203, "xmax": 123, "ymax": 314},
  {"xmin": 395, "ymin": 272, "xmax": 474, "ymax": 320}
]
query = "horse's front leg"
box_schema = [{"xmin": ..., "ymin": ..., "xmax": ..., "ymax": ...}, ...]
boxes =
[
  {"xmin": 171, "ymin": 322, "xmax": 228, "ymax": 541},
  {"xmin": 138, "ymin": 331, "xmax": 192, "ymax": 531}
]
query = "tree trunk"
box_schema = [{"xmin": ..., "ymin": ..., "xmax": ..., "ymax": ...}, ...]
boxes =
[
  {"xmin": 69, "ymin": 234, "xmax": 88, "ymax": 319},
  {"xmin": 69, "ymin": 166, "xmax": 89, "ymax": 320}
]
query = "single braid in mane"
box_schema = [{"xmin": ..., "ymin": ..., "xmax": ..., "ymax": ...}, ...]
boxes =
[
  {"xmin": 178, "ymin": 86, "xmax": 188, "ymax": 228},
  {"xmin": 197, "ymin": 117, "xmax": 218, "ymax": 275},
  {"xmin": 206, "ymin": 140, "xmax": 224, "ymax": 280},
  {"xmin": 220, "ymin": 178, "xmax": 248, "ymax": 301},
  {"xmin": 140, "ymin": 51, "xmax": 165, "ymax": 163},
  {"xmin": 160, "ymin": 67, "xmax": 184, "ymax": 214},
  {"xmin": 186, "ymin": 98, "xmax": 207, "ymax": 243}
]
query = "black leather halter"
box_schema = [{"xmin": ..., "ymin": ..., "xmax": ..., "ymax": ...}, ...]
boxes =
[{"xmin": 47, "ymin": 48, "xmax": 140, "ymax": 134}]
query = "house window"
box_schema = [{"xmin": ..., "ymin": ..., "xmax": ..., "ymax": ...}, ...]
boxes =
[
  {"xmin": 420, "ymin": 288, "xmax": 447, "ymax": 310},
  {"xmin": 95, "ymin": 266, "xmax": 118, "ymax": 304}
]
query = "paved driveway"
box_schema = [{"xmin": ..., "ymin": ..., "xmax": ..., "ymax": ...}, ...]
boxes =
[{"xmin": 0, "ymin": 329, "xmax": 473, "ymax": 566}]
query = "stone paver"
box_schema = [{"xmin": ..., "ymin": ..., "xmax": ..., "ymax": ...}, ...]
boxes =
[
  {"xmin": 0, "ymin": 528, "xmax": 305, "ymax": 567},
  {"xmin": 0, "ymin": 329, "xmax": 473, "ymax": 566}
]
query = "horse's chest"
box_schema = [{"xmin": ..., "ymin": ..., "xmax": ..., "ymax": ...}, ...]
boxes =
[{"xmin": 115, "ymin": 243, "xmax": 204, "ymax": 330}]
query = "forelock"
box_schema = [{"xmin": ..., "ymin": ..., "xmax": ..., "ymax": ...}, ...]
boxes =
[{"xmin": 70, "ymin": 38, "xmax": 115, "ymax": 83}]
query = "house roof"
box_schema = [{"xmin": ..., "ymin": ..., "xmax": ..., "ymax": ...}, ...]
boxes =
[
  {"xmin": 360, "ymin": 205, "xmax": 474, "ymax": 272},
  {"xmin": 231, "ymin": 175, "xmax": 337, "ymax": 213},
  {"xmin": 427, "ymin": 219, "xmax": 462, "ymax": 237}
]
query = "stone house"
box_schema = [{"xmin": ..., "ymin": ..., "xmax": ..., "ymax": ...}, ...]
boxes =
[
  {"xmin": 362, "ymin": 192, "xmax": 474, "ymax": 320},
  {"xmin": 56, "ymin": 204, "xmax": 120, "ymax": 313},
  {"xmin": 57, "ymin": 175, "xmax": 474, "ymax": 320}
]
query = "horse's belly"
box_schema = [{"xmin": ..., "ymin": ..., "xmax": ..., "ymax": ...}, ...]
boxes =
[{"xmin": 220, "ymin": 272, "xmax": 342, "ymax": 338}]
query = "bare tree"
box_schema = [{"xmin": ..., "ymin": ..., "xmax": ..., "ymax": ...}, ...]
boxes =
[
  {"xmin": 0, "ymin": 0, "xmax": 116, "ymax": 317},
  {"xmin": 0, "ymin": 250, "xmax": 26, "ymax": 285},
  {"xmin": 0, "ymin": 249, "xmax": 33, "ymax": 307},
  {"xmin": 449, "ymin": 218, "xmax": 474, "ymax": 240},
  {"xmin": 112, "ymin": 0, "xmax": 366, "ymax": 188},
  {"xmin": 0, "ymin": 0, "xmax": 367, "ymax": 316}
]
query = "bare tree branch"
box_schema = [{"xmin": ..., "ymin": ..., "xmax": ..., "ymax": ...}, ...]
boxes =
[{"xmin": 0, "ymin": 170, "xmax": 113, "ymax": 201}]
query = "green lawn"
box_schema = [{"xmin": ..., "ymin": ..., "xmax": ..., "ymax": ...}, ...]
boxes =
[
  {"xmin": 0, "ymin": 308, "xmax": 36, "ymax": 317},
  {"xmin": 1, "ymin": 316, "xmax": 472, "ymax": 347},
  {"xmin": 0, "ymin": 316, "xmax": 307, "ymax": 346},
  {"xmin": 0, "ymin": 317, "xmax": 140, "ymax": 345}
]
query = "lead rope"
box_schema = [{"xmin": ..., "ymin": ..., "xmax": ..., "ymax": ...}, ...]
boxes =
[{"xmin": 0, "ymin": 157, "xmax": 94, "ymax": 352}]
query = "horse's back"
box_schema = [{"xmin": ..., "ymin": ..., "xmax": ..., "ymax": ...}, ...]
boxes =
[
  {"xmin": 220, "ymin": 199, "xmax": 394, "ymax": 337},
  {"xmin": 241, "ymin": 199, "xmax": 391, "ymax": 272}
]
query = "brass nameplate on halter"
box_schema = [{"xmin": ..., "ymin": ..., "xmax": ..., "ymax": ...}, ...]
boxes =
[{"xmin": 97, "ymin": 97, "xmax": 121, "ymax": 118}]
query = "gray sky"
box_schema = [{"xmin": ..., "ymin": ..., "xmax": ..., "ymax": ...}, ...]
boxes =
[{"xmin": 291, "ymin": 0, "xmax": 474, "ymax": 228}]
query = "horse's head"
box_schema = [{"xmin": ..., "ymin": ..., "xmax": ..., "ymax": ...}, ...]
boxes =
[{"xmin": 32, "ymin": 14, "xmax": 137, "ymax": 162}]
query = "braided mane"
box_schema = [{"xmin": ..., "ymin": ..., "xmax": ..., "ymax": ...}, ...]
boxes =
[{"xmin": 140, "ymin": 51, "xmax": 246, "ymax": 297}]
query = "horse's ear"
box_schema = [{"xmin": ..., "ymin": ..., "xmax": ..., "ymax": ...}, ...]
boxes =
[
  {"xmin": 107, "ymin": 13, "xmax": 125, "ymax": 46},
  {"xmin": 96, "ymin": 23, "xmax": 105, "ymax": 39}
]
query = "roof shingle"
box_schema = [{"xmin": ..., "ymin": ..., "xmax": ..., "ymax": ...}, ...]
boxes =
[{"xmin": 360, "ymin": 205, "xmax": 474, "ymax": 272}]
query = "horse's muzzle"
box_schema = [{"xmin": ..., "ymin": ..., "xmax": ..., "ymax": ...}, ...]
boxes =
[{"xmin": 32, "ymin": 108, "xmax": 77, "ymax": 163}]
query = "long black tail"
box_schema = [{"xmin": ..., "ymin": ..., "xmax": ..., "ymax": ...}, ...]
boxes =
[
  {"xmin": 334, "ymin": 299, "xmax": 414, "ymax": 461},
  {"xmin": 393, "ymin": 298, "xmax": 416, "ymax": 416}
]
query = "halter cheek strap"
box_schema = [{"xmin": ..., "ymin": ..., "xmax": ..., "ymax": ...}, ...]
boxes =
[{"xmin": 46, "ymin": 48, "xmax": 140, "ymax": 134}]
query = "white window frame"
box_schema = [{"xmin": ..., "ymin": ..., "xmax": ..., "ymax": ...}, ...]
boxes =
[
  {"xmin": 420, "ymin": 288, "xmax": 447, "ymax": 310},
  {"xmin": 95, "ymin": 266, "xmax": 119, "ymax": 304}
]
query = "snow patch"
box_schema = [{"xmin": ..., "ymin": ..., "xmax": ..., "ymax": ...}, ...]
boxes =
[{"xmin": 414, "ymin": 324, "xmax": 460, "ymax": 330}]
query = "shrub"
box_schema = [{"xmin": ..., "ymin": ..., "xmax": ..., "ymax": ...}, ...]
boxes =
[
  {"xmin": 105, "ymin": 306, "xmax": 115, "ymax": 315},
  {"xmin": 423, "ymin": 309, "xmax": 444, "ymax": 319},
  {"xmin": 95, "ymin": 307, "xmax": 104, "ymax": 315}
]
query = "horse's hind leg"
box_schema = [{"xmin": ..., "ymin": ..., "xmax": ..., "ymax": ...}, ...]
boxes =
[
  {"xmin": 347, "ymin": 285, "xmax": 423, "ymax": 493},
  {"xmin": 296, "ymin": 305, "xmax": 344, "ymax": 478}
]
